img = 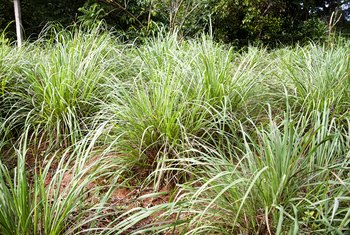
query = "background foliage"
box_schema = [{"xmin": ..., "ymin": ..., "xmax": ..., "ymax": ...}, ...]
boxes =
[{"xmin": 1, "ymin": 0, "xmax": 350, "ymax": 45}]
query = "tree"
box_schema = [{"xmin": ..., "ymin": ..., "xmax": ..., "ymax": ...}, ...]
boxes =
[
  {"xmin": 208, "ymin": 0, "xmax": 350, "ymax": 45},
  {"xmin": 0, "ymin": 0, "xmax": 349, "ymax": 45},
  {"xmin": 77, "ymin": 0, "xmax": 211, "ymax": 38},
  {"xmin": 13, "ymin": 0, "xmax": 23, "ymax": 47}
]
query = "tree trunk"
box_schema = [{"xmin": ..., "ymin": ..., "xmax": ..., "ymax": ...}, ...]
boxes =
[{"xmin": 13, "ymin": 0, "xmax": 23, "ymax": 47}]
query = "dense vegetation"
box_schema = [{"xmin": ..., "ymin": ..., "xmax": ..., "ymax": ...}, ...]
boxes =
[
  {"xmin": 1, "ymin": 0, "xmax": 350, "ymax": 45},
  {"xmin": 1, "ymin": 25, "xmax": 350, "ymax": 234}
]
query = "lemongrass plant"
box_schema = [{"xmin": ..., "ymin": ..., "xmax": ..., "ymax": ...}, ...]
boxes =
[
  {"xmin": 271, "ymin": 42, "xmax": 350, "ymax": 114},
  {"xmin": 144, "ymin": 105, "xmax": 350, "ymax": 234},
  {"xmin": 0, "ymin": 30, "xmax": 27, "ymax": 151},
  {"xmin": 0, "ymin": 126, "xmax": 130, "ymax": 235},
  {"xmin": 99, "ymin": 33, "xmax": 269, "ymax": 188},
  {"xmin": 3, "ymin": 24, "xmax": 125, "ymax": 150},
  {"xmin": 1, "ymin": 24, "xmax": 350, "ymax": 235}
]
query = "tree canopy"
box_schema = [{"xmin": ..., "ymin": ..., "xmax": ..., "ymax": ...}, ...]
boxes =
[{"xmin": 1, "ymin": 0, "xmax": 349, "ymax": 45}]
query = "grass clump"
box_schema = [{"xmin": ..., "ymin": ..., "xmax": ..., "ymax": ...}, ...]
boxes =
[
  {"xmin": 151, "ymin": 107, "xmax": 350, "ymax": 234},
  {"xmin": 272, "ymin": 42, "xmax": 350, "ymax": 113},
  {"xmin": 2, "ymin": 25, "xmax": 125, "ymax": 149},
  {"xmin": 100, "ymin": 34, "xmax": 268, "ymax": 188},
  {"xmin": 1, "ymin": 25, "xmax": 350, "ymax": 234},
  {"xmin": 0, "ymin": 129, "xmax": 128, "ymax": 235}
]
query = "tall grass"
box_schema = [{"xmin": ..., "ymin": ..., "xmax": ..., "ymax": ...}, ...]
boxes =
[
  {"xmin": 0, "ymin": 30, "xmax": 26, "ymax": 151},
  {"xmin": 99, "ymin": 34, "xmax": 268, "ymax": 188},
  {"xmin": 0, "ymin": 127, "xmax": 129, "ymax": 235},
  {"xmin": 1, "ymin": 25, "xmax": 350, "ymax": 234},
  {"xmin": 271, "ymin": 42, "xmax": 350, "ymax": 113},
  {"xmin": 2, "ymin": 25, "xmax": 126, "ymax": 149},
  {"xmin": 147, "ymin": 107, "xmax": 350, "ymax": 234}
]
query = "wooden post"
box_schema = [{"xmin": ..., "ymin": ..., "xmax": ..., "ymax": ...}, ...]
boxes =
[{"xmin": 13, "ymin": 0, "xmax": 23, "ymax": 47}]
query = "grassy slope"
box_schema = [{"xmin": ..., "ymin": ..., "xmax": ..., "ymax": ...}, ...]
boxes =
[{"xmin": 0, "ymin": 27, "xmax": 350, "ymax": 234}]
